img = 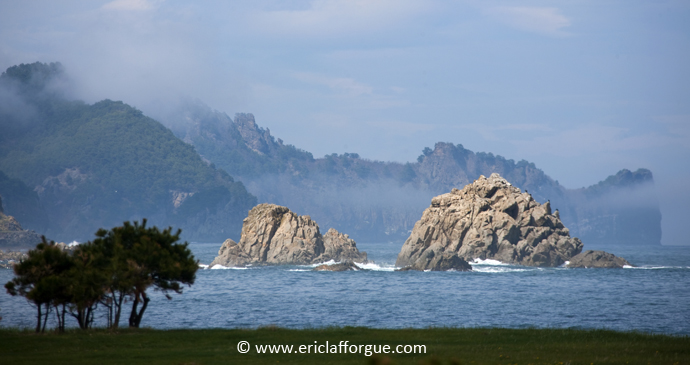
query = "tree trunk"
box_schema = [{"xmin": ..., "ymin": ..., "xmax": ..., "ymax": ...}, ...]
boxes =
[
  {"xmin": 61, "ymin": 304, "xmax": 66, "ymax": 333},
  {"xmin": 54, "ymin": 304, "xmax": 62, "ymax": 332},
  {"xmin": 35, "ymin": 304, "xmax": 42, "ymax": 333},
  {"xmin": 128, "ymin": 292, "xmax": 150, "ymax": 328},
  {"xmin": 133, "ymin": 295, "xmax": 150, "ymax": 328},
  {"xmin": 128, "ymin": 296, "xmax": 139, "ymax": 328},
  {"xmin": 42, "ymin": 303, "xmax": 50, "ymax": 333},
  {"xmin": 76, "ymin": 309, "xmax": 84, "ymax": 329},
  {"xmin": 86, "ymin": 306, "xmax": 93, "ymax": 329},
  {"xmin": 113, "ymin": 292, "xmax": 124, "ymax": 329}
]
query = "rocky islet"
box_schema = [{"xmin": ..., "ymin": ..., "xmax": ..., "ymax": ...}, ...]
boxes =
[
  {"xmin": 209, "ymin": 175, "xmax": 631, "ymax": 271},
  {"xmin": 209, "ymin": 203, "xmax": 367, "ymax": 267},
  {"xmin": 396, "ymin": 174, "xmax": 630, "ymax": 271}
]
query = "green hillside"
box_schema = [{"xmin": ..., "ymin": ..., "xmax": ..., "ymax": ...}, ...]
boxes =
[{"xmin": 0, "ymin": 62, "xmax": 256, "ymax": 242}]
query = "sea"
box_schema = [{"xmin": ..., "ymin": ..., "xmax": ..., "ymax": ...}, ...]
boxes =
[{"xmin": 1, "ymin": 242, "xmax": 689, "ymax": 335}]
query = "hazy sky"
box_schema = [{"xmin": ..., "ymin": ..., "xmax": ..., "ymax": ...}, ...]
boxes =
[{"xmin": 1, "ymin": 0, "xmax": 689, "ymax": 244}]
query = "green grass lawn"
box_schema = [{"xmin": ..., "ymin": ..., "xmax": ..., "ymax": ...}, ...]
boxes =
[{"xmin": 0, "ymin": 327, "xmax": 688, "ymax": 364}]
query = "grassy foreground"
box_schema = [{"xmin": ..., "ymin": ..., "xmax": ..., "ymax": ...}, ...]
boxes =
[{"xmin": 0, "ymin": 327, "xmax": 688, "ymax": 364}]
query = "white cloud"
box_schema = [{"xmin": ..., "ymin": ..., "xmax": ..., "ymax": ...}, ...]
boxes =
[
  {"xmin": 102, "ymin": 0, "xmax": 162, "ymax": 12},
  {"xmin": 511, "ymin": 125, "xmax": 672, "ymax": 158},
  {"xmin": 250, "ymin": 0, "xmax": 428, "ymax": 39},
  {"xmin": 460, "ymin": 123, "xmax": 551, "ymax": 141},
  {"xmin": 654, "ymin": 115, "xmax": 690, "ymax": 140},
  {"xmin": 486, "ymin": 6, "xmax": 571, "ymax": 36},
  {"xmin": 293, "ymin": 72, "xmax": 373, "ymax": 96},
  {"xmin": 290, "ymin": 71, "xmax": 410, "ymax": 109}
]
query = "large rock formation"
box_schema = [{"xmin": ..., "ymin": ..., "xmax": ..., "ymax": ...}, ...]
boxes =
[
  {"xmin": 209, "ymin": 204, "xmax": 367, "ymax": 267},
  {"xmin": 0, "ymin": 194, "xmax": 42, "ymax": 250},
  {"xmin": 397, "ymin": 174, "xmax": 585, "ymax": 269}
]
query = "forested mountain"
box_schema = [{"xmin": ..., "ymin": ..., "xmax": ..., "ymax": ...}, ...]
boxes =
[
  {"xmin": 0, "ymin": 61, "xmax": 661, "ymax": 245},
  {"xmin": 0, "ymin": 63, "xmax": 256, "ymax": 242},
  {"xmin": 166, "ymin": 103, "xmax": 662, "ymax": 245},
  {"xmin": 568, "ymin": 168, "xmax": 661, "ymax": 246},
  {"xmin": 0, "ymin": 170, "xmax": 46, "ymax": 232}
]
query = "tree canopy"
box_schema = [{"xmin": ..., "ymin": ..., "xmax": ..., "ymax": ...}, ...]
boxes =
[{"xmin": 5, "ymin": 220, "xmax": 198, "ymax": 332}]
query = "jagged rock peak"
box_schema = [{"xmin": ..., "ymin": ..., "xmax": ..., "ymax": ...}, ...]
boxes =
[
  {"xmin": 396, "ymin": 173, "xmax": 584, "ymax": 269},
  {"xmin": 233, "ymin": 113, "xmax": 281, "ymax": 155},
  {"xmin": 209, "ymin": 203, "xmax": 367, "ymax": 267}
]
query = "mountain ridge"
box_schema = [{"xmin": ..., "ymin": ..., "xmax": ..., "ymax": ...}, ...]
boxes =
[
  {"xmin": 165, "ymin": 103, "xmax": 662, "ymax": 245},
  {"xmin": 0, "ymin": 62, "xmax": 257, "ymax": 242},
  {"xmin": 0, "ymin": 62, "xmax": 661, "ymax": 245}
]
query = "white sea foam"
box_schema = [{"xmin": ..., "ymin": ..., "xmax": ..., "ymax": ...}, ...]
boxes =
[
  {"xmin": 623, "ymin": 265, "xmax": 689, "ymax": 270},
  {"xmin": 198, "ymin": 264, "xmax": 209, "ymax": 269},
  {"xmin": 305, "ymin": 260, "xmax": 338, "ymax": 268},
  {"xmin": 290, "ymin": 261, "xmax": 396, "ymax": 272},
  {"xmin": 354, "ymin": 262, "xmax": 396, "ymax": 272},
  {"xmin": 472, "ymin": 266, "xmax": 535, "ymax": 273},
  {"xmin": 290, "ymin": 260, "xmax": 340, "ymax": 271},
  {"xmin": 210, "ymin": 264, "xmax": 248, "ymax": 270},
  {"xmin": 470, "ymin": 258, "xmax": 510, "ymax": 266}
]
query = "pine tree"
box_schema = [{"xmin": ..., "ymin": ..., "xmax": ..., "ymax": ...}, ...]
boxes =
[{"xmin": 5, "ymin": 237, "xmax": 73, "ymax": 332}]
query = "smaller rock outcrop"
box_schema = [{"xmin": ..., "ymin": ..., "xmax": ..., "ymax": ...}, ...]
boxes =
[
  {"xmin": 313, "ymin": 261, "xmax": 360, "ymax": 271},
  {"xmin": 212, "ymin": 238, "xmax": 251, "ymax": 267},
  {"xmin": 209, "ymin": 204, "xmax": 367, "ymax": 267},
  {"xmin": 322, "ymin": 228, "xmax": 367, "ymax": 263},
  {"xmin": 397, "ymin": 252, "xmax": 472, "ymax": 271},
  {"xmin": 566, "ymin": 250, "xmax": 631, "ymax": 268},
  {"xmin": 0, "ymin": 195, "xmax": 43, "ymax": 250}
]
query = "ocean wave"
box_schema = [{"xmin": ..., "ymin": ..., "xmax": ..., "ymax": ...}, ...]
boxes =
[
  {"xmin": 304, "ymin": 260, "xmax": 338, "ymax": 268},
  {"xmin": 470, "ymin": 258, "xmax": 510, "ymax": 266},
  {"xmin": 209, "ymin": 264, "xmax": 248, "ymax": 270},
  {"xmin": 198, "ymin": 264, "xmax": 209, "ymax": 269},
  {"xmin": 291, "ymin": 261, "xmax": 396, "ymax": 272},
  {"xmin": 354, "ymin": 262, "xmax": 396, "ymax": 272},
  {"xmin": 472, "ymin": 266, "xmax": 536, "ymax": 273},
  {"xmin": 623, "ymin": 265, "xmax": 690, "ymax": 270}
]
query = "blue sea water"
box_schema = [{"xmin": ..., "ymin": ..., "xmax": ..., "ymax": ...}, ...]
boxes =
[{"xmin": 1, "ymin": 242, "xmax": 689, "ymax": 335}]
